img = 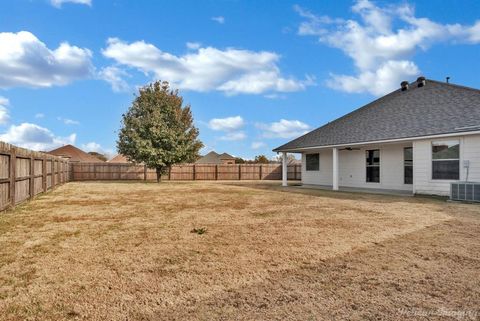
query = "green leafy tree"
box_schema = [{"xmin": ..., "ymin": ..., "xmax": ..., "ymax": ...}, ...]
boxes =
[
  {"xmin": 117, "ymin": 81, "xmax": 203, "ymax": 182},
  {"xmin": 234, "ymin": 157, "xmax": 245, "ymax": 164},
  {"xmin": 254, "ymin": 155, "xmax": 270, "ymax": 164}
]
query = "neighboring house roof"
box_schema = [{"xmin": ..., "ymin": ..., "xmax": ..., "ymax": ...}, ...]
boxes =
[
  {"xmin": 274, "ymin": 79, "xmax": 480, "ymax": 152},
  {"xmin": 195, "ymin": 151, "xmax": 235, "ymax": 164},
  {"xmin": 108, "ymin": 154, "xmax": 130, "ymax": 163},
  {"xmin": 218, "ymin": 152, "xmax": 235, "ymax": 160},
  {"xmin": 48, "ymin": 145, "xmax": 105, "ymax": 163}
]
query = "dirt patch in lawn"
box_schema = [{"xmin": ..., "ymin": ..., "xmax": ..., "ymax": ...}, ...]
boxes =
[{"xmin": 0, "ymin": 181, "xmax": 478, "ymax": 320}]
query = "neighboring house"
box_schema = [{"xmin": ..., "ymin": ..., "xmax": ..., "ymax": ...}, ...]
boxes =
[
  {"xmin": 195, "ymin": 151, "xmax": 236, "ymax": 164},
  {"xmin": 273, "ymin": 77, "xmax": 480, "ymax": 196},
  {"xmin": 48, "ymin": 145, "xmax": 105, "ymax": 163},
  {"xmin": 108, "ymin": 154, "xmax": 131, "ymax": 164}
]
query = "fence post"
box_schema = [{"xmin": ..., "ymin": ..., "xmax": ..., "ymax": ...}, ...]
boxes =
[
  {"xmin": 59, "ymin": 161, "xmax": 62, "ymax": 184},
  {"xmin": 259, "ymin": 164, "xmax": 262, "ymax": 180},
  {"xmin": 66, "ymin": 161, "xmax": 70, "ymax": 182},
  {"xmin": 215, "ymin": 165, "xmax": 218, "ymax": 180},
  {"xmin": 29, "ymin": 156, "xmax": 35, "ymax": 199},
  {"xmin": 42, "ymin": 156, "xmax": 47, "ymax": 192},
  {"xmin": 168, "ymin": 166, "xmax": 172, "ymax": 180},
  {"xmin": 193, "ymin": 164, "xmax": 196, "ymax": 180},
  {"xmin": 9, "ymin": 148, "xmax": 16, "ymax": 207},
  {"xmin": 238, "ymin": 164, "xmax": 241, "ymax": 180},
  {"xmin": 144, "ymin": 164, "xmax": 147, "ymax": 181},
  {"xmin": 51, "ymin": 160, "xmax": 55, "ymax": 188}
]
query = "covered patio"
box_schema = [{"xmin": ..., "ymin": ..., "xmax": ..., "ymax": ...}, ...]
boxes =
[{"xmin": 280, "ymin": 140, "xmax": 414, "ymax": 195}]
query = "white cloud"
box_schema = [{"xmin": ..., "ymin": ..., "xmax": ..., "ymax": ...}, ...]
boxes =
[
  {"xmin": 0, "ymin": 31, "xmax": 93, "ymax": 88},
  {"xmin": 35, "ymin": 113, "xmax": 45, "ymax": 119},
  {"xmin": 102, "ymin": 38, "xmax": 311, "ymax": 95},
  {"xmin": 186, "ymin": 42, "xmax": 201, "ymax": 50},
  {"xmin": 219, "ymin": 131, "xmax": 246, "ymax": 141},
  {"xmin": 328, "ymin": 60, "xmax": 419, "ymax": 96},
  {"xmin": 208, "ymin": 116, "xmax": 244, "ymax": 131},
  {"xmin": 58, "ymin": 117, "xmax": 80, "ymax": 125},
  {"xmin": 208, "ymin": 116, "xmax": 246, "ymax": 141},
  {"xmin": 295, "ymin": 1, "xmax": 480, "ymax": 95},
  {"xmin": 0, "ymin": 96, "xmax": 10, "ymax": 125},
  {"xmin": 257, "ymin": 119, "xmax": 310, "ymax": 139},
  {"xmin": 0, "ymin": 123, "xmax": 76, "ymax": 151},
  {"xmin": 81, "ymin": 141, "xmax": 101, "ymax": 151},
  {"xmin": 81, "ymin": 141, "xmax": 114, "ymax": 158},
  {"xmin": 50, "ymin": 0, "xmax": 91, "ymax": 8},
  {"xmin": 98, "ymin": 66, "xmax": 130, "ymax": 92},
  {"xmin": 251, "ymin": 141, "xmax": 267, "ymax": 149},
  {"xmin": 211, "ymin": 16, "xmax": 225, "ymax": 24}
]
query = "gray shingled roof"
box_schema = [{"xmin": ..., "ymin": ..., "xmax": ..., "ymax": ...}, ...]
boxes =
[
  {"xmin": 218, "ymin": 152, "xmax": 235, "ymax": 160},
  {"xmin": 195, "ymin": 151, "xmax": 235, "ymax": 164},
  {"xmin": 274, "ymin": 79, "xmax": 480, "ymax": 152}
]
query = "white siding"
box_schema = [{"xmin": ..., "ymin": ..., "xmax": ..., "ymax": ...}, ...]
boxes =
[
  {"xmin": 302, "ymin": 150, "xmax": 332, "ymax": 185},
  {"xmin": 302, "ymin": 143, "xmax": 412, "ymax": 191},
  {"xmin": 464, "ymin": 134, "xmax": 480, "ymax": 181},
  {"xmin": 414, "ymin": 134, "xmax": 480, "ymax": 196}
]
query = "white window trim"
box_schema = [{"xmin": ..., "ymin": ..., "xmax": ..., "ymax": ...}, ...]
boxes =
[
  {"xmin": 305, "ymin": 153, "xmax": 320, "ymax": 171},
  {"xmin": 430, "ymin": 139, "xmax": 461, "ymax": 181},
  {"xmin": 404, "ymin": 147, "xmax": 413, "ymax": 185},
  {"xmin": 365, "ymin": 149, "xmax": 381, "ymax": 184}
]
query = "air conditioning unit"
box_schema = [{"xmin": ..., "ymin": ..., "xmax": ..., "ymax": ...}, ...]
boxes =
[{"xmin": 451, "ymin": 182, "xmax": 480, "ymax": 202}]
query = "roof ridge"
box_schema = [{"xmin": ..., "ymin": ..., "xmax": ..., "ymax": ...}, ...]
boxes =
[
  {"xmin": 273, "ymin": 78, "xmax": 480, "ymax": 152},
  {"xmin": 427, "ymin": 79, "xmax": 480, "ymax": 94},
  {"xmin": 274, "ymin": 85, "xmax": 406, "ymax": 151}
]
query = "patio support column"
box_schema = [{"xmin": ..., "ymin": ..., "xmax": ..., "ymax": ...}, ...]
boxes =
[
  {"xmin": 332, "ymin": 148, "xmax": 339, "ymax": 191},
  {"xmin": 282, "ymin": 152, "xmax": 288, "ymax": 187}
]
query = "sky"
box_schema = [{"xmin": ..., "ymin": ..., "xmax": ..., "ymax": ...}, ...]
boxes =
[{"xmin": 0, "ymin": 0, "xmax": 479, "ymax": 159}]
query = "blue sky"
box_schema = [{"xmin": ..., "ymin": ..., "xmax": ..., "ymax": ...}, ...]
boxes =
[{"xmin": 0, "ymin": 0, "xmax": 479, "ymax": 159}]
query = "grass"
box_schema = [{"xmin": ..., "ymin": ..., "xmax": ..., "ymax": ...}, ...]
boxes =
[{"xmin": 0, "ymin": 181, "xmax": 479, "ymax": 320}]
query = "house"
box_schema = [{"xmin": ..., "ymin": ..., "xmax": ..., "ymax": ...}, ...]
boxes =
[
  {"xmin": 195, "ymin": 151, "xmax": 236, "ymax": 164},
  {"xmin": 108, "ymin": 154, "xmax": 131, "ymax": 163},
  {"xmin": 48, "ymin": 145, "xmax": 105, "ymax": 163},
  {"xmin": 273, "ymin": 77, "xmax": 480, "ymax": 196}
]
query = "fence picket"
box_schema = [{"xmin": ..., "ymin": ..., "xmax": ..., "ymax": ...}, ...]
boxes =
[
  {"xmin": 69, "ymin": 162, "xmax": 301, "ymax": 182},
  {"xmin": 0, "ymin": 142, "xmax": 69, "ymax": 211}
]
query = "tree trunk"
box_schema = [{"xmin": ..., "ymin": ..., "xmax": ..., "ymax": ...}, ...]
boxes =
[{"xmin": 156, "ymin": 167, "xmax": 162, "ymax": 183}]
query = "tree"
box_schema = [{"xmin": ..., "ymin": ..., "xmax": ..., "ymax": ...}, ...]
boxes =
[
  {"xmin": 274, "ymin": 153, "xmax": 297, "ymax": 164},
  {"xmin": 253, "ymin": 155, "xmax": 270, "ymax": 164},
  {"xmin": 117, "ymin": 81, "xmax": 203, "ymax": 182},
  {"xmin": 234, "ymin": 157, "xmax": 246, "ymax": 164},
  {"xmin": 88, "ymin": 152, "xmax": 108, "ymax": 162}
]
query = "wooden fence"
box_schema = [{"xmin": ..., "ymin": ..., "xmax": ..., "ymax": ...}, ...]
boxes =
[
  {"xmin": 0, "ymin": 142, "xmax": 69, "ymax": 211},
  {"xmin": 70, "ymin": 163, "xmax": 302, "ymax": 181}
]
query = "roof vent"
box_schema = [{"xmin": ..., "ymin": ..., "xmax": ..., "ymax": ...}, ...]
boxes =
[
  {"xmin": 400, "ymin": 81, "xmax": 409, "ymax": 91},
  {"xmin": 417, "ymin": 76, "xmax": 426, "ymax": 88}
]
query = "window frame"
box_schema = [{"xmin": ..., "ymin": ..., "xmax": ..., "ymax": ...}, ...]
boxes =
[
  {"xmin": 305, "ymin": 153, "xmax": 320, "ymax": 171},
  {"xmin": 404, "ymin": 147, "xmax": 413, "ymax": 185},
  {"xmin": 431, "ymin": 140, "xmax": 460, "ymax": 180},
  {"xmin": 365, "ymin": 149, "xmax": 380, "ymax": 183}
]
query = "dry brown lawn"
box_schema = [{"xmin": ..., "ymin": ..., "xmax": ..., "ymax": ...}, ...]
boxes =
[{"xmin": 0, "ymin": 181, "xmax": 479, "ymax": 321}]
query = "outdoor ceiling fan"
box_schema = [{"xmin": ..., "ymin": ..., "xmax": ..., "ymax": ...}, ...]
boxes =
[{"xmin": 340, "ymin": 147, "xmax": 360, "ymax": 151}]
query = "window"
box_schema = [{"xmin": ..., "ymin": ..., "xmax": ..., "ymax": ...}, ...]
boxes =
[
  {"xmin": 366, "ymin": 149, "xmax": 380, "ymax": 183},
  {"xmin": 306, "ymin": 153, "xmax": 319, "ymax": 171},
  {"xmin": 432, "ymin": 140, "xmax": 460, "ymax": 180},
  {"xmin": 404, "ymin": 147, "xmax": 413, "ymax": 184}
]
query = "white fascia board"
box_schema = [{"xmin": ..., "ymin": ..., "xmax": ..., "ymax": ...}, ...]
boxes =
[{"xmin": 275, "ymin": 130, "xmax": 480, "ymax": 153}]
